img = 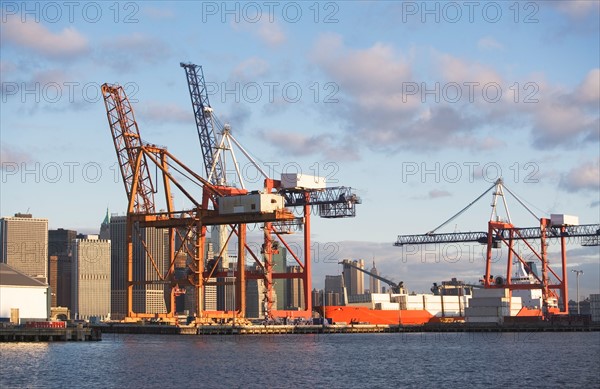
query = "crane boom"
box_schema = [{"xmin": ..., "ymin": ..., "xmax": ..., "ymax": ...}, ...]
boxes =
[
  {"xmin": 180, "ymin": 62, "xmax": 224, "ymax": 184},
  {"xmin": 395, "ymin": 224, "xmax": 600, "ymax": 246},
  {"xmin": 102, "ymin": 83, "xmax": 155, "ymax": 213},
  {"xmin": 339, "ymin": 260, "xmax": 404, "ymax": 293},
  {"xmin": 281, "ymin": 187, "xmax": 361, "ymax": 218}
]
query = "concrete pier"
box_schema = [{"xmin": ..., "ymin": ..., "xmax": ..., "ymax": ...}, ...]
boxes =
[{"xmin": 0, "ymin": 327, "xmax": 101, "ymax": 342}]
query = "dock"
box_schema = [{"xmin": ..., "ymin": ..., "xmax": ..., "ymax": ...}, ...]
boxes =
[
  {"xmin": 0, "ymin": 326, "xmax": 101, "ymax": 342},
  {"xmin": 93, "ymin": 321, "xmax": 600, "ymax": 336}
]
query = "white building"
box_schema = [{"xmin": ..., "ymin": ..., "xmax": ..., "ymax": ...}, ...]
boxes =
[{"xmin": 0, "ymin": 263, "xmax": 49, "ymax": 322}]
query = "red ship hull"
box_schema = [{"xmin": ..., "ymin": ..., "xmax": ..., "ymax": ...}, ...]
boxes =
[{"xmin": 322, "ymin": 306, "xmax": 434, "ymax": 325}]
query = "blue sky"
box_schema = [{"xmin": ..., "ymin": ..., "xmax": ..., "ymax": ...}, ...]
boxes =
[{"xmin": 1, "ymin": 1, "xmax": 599, "ymax": 296}]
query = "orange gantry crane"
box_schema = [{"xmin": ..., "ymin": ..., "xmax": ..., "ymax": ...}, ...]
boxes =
[
  {"xmin": 179, "ymin": 62, "xmax": 360, "ymax": 319},
  {"xmin": 395, "ymin": 178, "xmax": 599, "ymax": 318},
  {"xmin": 102, "ymin": 83, "xmax": 297, "ymax": 322},
  {"xmin": 102, "ymin": 66, "xmax": 361, "ymax": 322}
]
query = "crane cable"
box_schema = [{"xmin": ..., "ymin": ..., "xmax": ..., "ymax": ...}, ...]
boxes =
[{"xmin": 427, "ymin": 181, "xmax": 497, "ymax": 234}]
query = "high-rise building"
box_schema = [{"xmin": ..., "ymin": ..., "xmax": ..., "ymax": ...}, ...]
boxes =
[
  {"xmin": 109, "ymin": 215, "xmax": 170, "ymax": 319},
  {"xmin": 0, "ymin": 214, "xmax": 48, "ymax": 283},
  {"xmin": 72, "ymin": 235, "xmax": 111, "ymax": 320},
  {"xmin": 48, "ymin": 256, "xmax": 58, "ymax": 307},
  {"xmin": 342, "ymin": 259, "xmax": 365, "ymax": 296},
  {"xmin": 99, "ymin": 209, "xmax": 110, "ymax": 240},
  {"xmin": 109, "ymin": 215, "xmax": 126, "ymax": 319},
  {"xmin": 246, "ymin": 263, "xmax": 268, "ymax": 318},
  {"xmin": 325, "ymin": 275, "xmax": 345, "ymax": 305},
  {"xmin": 217, "ymin": 261, "xmax": 236, "ymax": 312},
  {"xmin": 286, "ymin": 265, "xmax": 304, "ymax": 309},
  {"xmin": 272, "ymin": 242, "xmax": 286, "ymax": 310},
  {"xmin": 311, "ymin": 289, "xmax": 322, "ymax": 307},
  {"xmin": 48, "ymin": 228, "xmax": 77, "ymax": 309},
  {"xmin": 370, "ymin": 260, "xmax": 381, "ymax": 294},
  {"xmin": 203, "ymin": 241, "xmax": 217, "ymax": 312}
]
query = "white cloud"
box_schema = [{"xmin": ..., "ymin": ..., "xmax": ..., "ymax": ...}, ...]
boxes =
[
  {"xmin": 233, "ymin": 19, "xmax": 286, "ymax": 47},
  {"xmin": 137, "ymin": 102, "xmax": 190, "ymax": 125},
  {"xmin": 257, "ymin": 20, "xmax": 286, "ymax": 47},
  {"xmin": 1, "ymin": 15, "xmax": 89, "ymax": 59},
  {"xmin": 528, "ymin": 73, "xmax": 599, "ymax": 149},
  {"xmin": 259, "ymin": 129, "xmax": 359, "ymax": 161},
  {"xmin": 436, "ymin": 52, "xmax": 503, "ymax": 87},
  {"xmin": 429, "ymin": 189, "xmax": 451, "ymax": 199},
  {"xmin": 549, "ymin": 0, "xmax": 600, "ymax": 19},
  {"xmin": 309, "ymin": 36, "xmax": 514, "ymax": 153},
  {"xmin": 574, "ymin": 68, "xmax": 600, "ymax": 105},
  {"xmin": 0, "ymin": 143, "xmax": 34, "ymax": 166},
  {"xmin": 231, "ymin": 57, "xmax": 270, "ymax": 81},
  {"xmin": 477, "ymin": 36, "xmax": 503, "ymax": 51},
  {"xmin": 142, "ymin": 6, "xmax": 176, "ymax": 20},
  {"xmin": 98, "ymin": 33, "xmax": 171, "ymax": 71},
  {"xmin": 559, "ymin": 158, "xmax": 600, "ymax": 193},
  {"xmin": 0, "ymin": 60, "xmax": 17, "ymax": 74}
]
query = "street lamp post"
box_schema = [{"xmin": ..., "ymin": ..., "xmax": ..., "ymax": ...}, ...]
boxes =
[{"xmin": 571, "ymin": 269, "xmax": 584, "ymax": 315}]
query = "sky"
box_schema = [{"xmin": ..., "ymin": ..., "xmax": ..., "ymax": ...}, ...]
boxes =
[{"xmin": 1, "ymin": 1, "xmax": 599, "ymax": 298}]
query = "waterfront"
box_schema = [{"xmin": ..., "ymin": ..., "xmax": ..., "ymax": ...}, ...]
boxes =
[{"xmin": 1, "ymin": 332, "xmax": 598, "ymax": 388}]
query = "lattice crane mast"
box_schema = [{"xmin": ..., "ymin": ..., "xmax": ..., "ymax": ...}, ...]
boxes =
[
  {"xmin": 180, "ymin": 63, "xmax": 225, "ymax": 185},
  {"xmin": 102, "ymin": 84, "xmax": 155, "ymax": 214},
  {"xmin": 395, "ymin": 178, "xmax": 600, "ymax": 317},
  {"xmin": 102, "ymin": 82, "xmax": 299, "ymax": 322}
]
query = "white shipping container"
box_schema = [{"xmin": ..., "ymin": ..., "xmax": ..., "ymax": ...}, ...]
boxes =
[
  {"xmin": 550, "ymin": 214, "xmax": 579, "ymax": 226},
  {"xmin": 371, "ymin": 293, "xmax": 393, "ymax": 303},
  {"xmin": 218, "ymin": 194, "xmax": 284, "ymax": 215},
  {"xmin": 280, "ymin": 173, "xmax": 326, "ymax": 190},
  {"xmin": 466, "ymin": 316, "xmax": 503, "ymax": 323},
  {"xmin": 466, "ymin": 306, "xmax": 510, "ymax": 317},
  {"xmin": 376, "ymin": 302, "xmax": 401, "ymax": 310},
  {"xmin": 472, "ymin": 288, "xmax": 510, "ymax": 298},
  {"xmin": 469, "ymin": 298, "xmax": 511, "ymax": 308}
]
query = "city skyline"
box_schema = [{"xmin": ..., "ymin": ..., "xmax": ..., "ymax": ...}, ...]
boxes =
[{"xmin": 1, "ymin": 2, "xmax": 598, "ymax": 298}]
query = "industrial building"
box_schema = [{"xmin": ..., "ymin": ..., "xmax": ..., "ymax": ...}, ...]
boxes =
[
  {"xmin": 0, "ymin": 213, "xmax": 48, "ymax": 283},
  {"xmin": 71, "ymin": 235, "xmax": 111, "ymax": 321},
  {"xmin": 0, "ymin": 263, "xmax": 49, "ymax": 323}
]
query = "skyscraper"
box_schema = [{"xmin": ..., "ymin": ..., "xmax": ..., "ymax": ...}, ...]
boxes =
[
  {"xmin": 325, "ymin": 274, "xmax": 345, "ymax": 305},
  {"xmin": 109, "ymin": 215, "xmax": 170, "ymax": 319},
  {"xmin": 342, "ymin": 259, "xmax": 365, "ymax": 296},
  {"xmin": 286, "ymin": 265, "xmax": 304, "ymax": 309},
  {"xmin": 72, "ymin": 235, "xmax": 111, "ymax": 320},
  {"xmin": 48, "ymin": 228, "xmax": 77, "ymax": 309},
  {"xmin": 370, "ymin": 260, "xmax": 381, "ymax": 294},
  {"xmin": 109, "ymin": 216, "xmax": 126, "ymax": 319},
  {"xmin": 0, "ymin": 213, "xmax": 48, "ymax": 282},
  {"xmin": 272, "ymin": 242, "xmax": 286, "ymax": 310},
  {"xmin": 246, "ymin": 270, "xmax": 268, "ymax": 319},
  {"xmin": 48, "ymin": 255, "xmax": 58, "ymax": 307},
  {"xmin": 99, "ymin": 209, "xmax": 110, "ymax": 240}
]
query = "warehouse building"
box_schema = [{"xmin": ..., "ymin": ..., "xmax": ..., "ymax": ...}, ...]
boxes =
[{"xmin": 0, "ymin": 263, "xmax": 49, "ymax": 323}]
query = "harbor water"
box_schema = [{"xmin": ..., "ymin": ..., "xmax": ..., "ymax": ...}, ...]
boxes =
[{"xmin": 1, "ymin": 332, "xmax": 599, "ymax": 388}]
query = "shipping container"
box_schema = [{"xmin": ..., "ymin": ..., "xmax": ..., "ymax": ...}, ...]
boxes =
[
  {"xmin": 280, "ymin": 173, "xmax": 326, "ymax": 190},
  {"xmin": 550, "ymin": 214, "xmax": 579, "ymax": 226},
  {"xmin": 217, "ymin": 194, "xmax": 284, "ymax": 214}
]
